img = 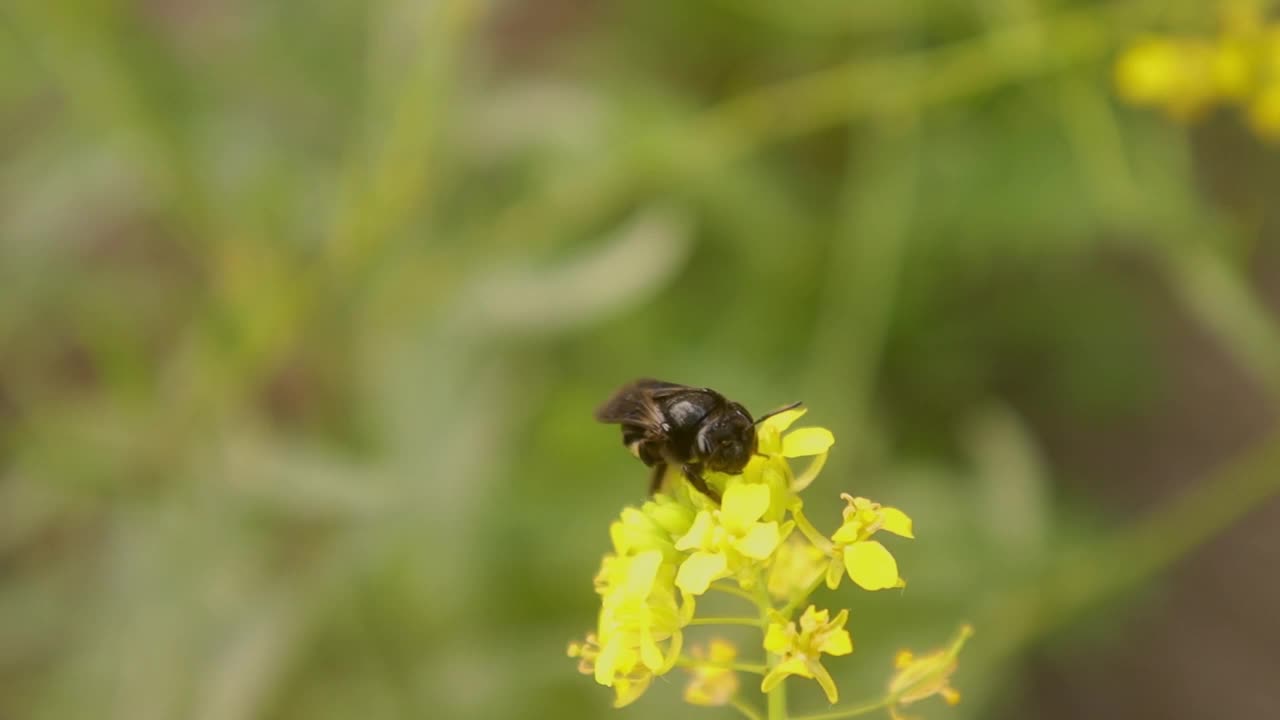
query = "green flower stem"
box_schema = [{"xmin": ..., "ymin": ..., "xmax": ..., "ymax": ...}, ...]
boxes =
[
  {"xmin": 780, "ymin": 573, "xmax": 829, "ymax": 619},
  {"xmin": 711, "ymin": 583, "xmax": 766, "ymax": 605},
  {"xmin": 750, "ymin": 579, "xmax": 788, "ymax": 720},
  {"xmin": 792, "ymin": 508, "xmax": 834, "ymax": 553},
  {"xmin": 767, "ymin": 682, "xmax": 788, "ymax": 720},
  {"xmin": 731, "ymin": 698, "xmax": 766, "ymax": 720},
  {"xmin": 687, "ymin": 616, "xmax": 766, "ymax": 628},
  {"xmin": 1051, "ymin": 428, "xmax": 1280, "ymax": 626},
  {"xmin": 790, "ymin": 696, "xmax": 892, "ymax": 720},
  {"xmin": 675, "ymin": 657, "xmax": 768, "ymax": 675}
]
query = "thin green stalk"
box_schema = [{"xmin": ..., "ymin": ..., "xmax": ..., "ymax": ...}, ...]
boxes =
[
  {"xmin": 780, "ymin": 574, "xmax": 829, "ymax": 619},
  {"xmin": 750, "ymin": 579, "xmax": 788, "ymax": 720},
  {"xmin": 675, "ymin": 658, "xmax": 768, "ymax": 675},
  {"xmin": 792, "ymin": 509, "xmax": 833, "ymax": 553},
  {"xmin": 792, "ymin": 697, "xmax": 892, "ymax": 720},
  {"xmin": 687, "ymin": 617, "xmax": 766, "ymax": 628},
  {"xmin": 980, "ymin": 428, "xmax": 1280, "ymax": 667},
  {"xmin": 731, "ymin": 698, "xmax": 766, "ymax": 720},
  {"xmin": 711, "ymin": 582, "xmax": 767, "ymax": 605},
  {"xmin": 767, "ymin": 681, "xmax": 788, "ymax": 720}
]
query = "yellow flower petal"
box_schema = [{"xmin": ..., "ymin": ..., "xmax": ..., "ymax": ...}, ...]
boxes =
[
  {"xmin": 734, "ymin": 521, "xmax": 780, "ymax": 559},
  {"xmin": 624, "ymin": 551, "xmax": 664, "ymax": 597},
  {"xmin": 764, "ymin": 622, "xmax": 790, "ymax": 654},
  {"xmin": 639, "ymin": 626, "xmax": 664, "ymax": 671},
  {"xmin": 756, "ymin": 424, "xmax": 783, "ymax": 456},
  {"xmin": 721, "ymin": 483, "xmax": 770, "ymax": 533},
  {"xmin": 843, "ymin": 540, "xmax": 900, "ymax": 591},
  {"xmin": 825, "ymin": 554, "xmax": 844, "ymax": 590},
  {"xmin": 674, "ymin": 511, "xmax": 715, "ymax": 552},
  {"xmin": 761, "ymin": 406, "xmax": 807, "ymax": 434},
  {"xmin": 676, "ymin": 551, "xmax": 728, "ymax": 595},
  {"xmin": 879, "ymin": 507, "xmax": 914, "ymax": 538},
  {"xmin": 612, "ymin": 673, "xmax": 652, "ymax": 708},
  {"xmin": 820, "ymin": 628, "xmax": 853, "ymax": 656},
  {"xmin": 595, "ymin": 640, "xmax": 621, "ymax": 685},
  {"xmin": 760, "ymin": 657, "xmax": 812, "ymax": 693},
  {"xmin": 831, "ymin": 519, "xmax": 863, "ymax": 545},
  {"xmin": 781, "ymin": 427, "xmax": 835, "ymax": 457},
  {"xmin": 660, "ymin": 629, "xmax": 683, "ymax": 673},
  {"xmin": 790, "ymin": 451, "xmax": 828, "ymax": 493},
  {"xmin": 808, "ymin": 657, "xmax": 840, "ymax": 704}
]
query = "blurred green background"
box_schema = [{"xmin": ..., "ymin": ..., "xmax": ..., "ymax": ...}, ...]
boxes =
[{"xmin": 3, "ymin": 1, "xmax": 1280, "ymax": 719}]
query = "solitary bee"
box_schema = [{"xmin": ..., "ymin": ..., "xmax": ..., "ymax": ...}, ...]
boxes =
[{"xmin": 595, "ymin": 378, "xmax": 801, "ymax": 503}]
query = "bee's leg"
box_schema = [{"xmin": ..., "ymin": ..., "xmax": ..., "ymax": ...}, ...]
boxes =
[
  {"xmin": 648, "ymin": 463, "xmax": 668, "ymax": 495},
  {"xmin": 681, "ymin": 464, "xmax": 721, "ymax": 504}
]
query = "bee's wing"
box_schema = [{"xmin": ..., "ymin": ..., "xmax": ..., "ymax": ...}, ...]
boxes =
[{"xmin": 594, "ymin": 378, "xmax": 690, "ymax": 425}]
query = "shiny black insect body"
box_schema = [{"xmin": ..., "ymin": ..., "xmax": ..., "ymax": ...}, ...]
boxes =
[{"xmin": 594, "ymin": 379, "xmax": 800, "ymax": 503}]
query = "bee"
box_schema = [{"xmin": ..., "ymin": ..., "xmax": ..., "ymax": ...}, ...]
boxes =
[{"xmin": 594, "ymin": 378, "xmax": 801, "ymax": 503}]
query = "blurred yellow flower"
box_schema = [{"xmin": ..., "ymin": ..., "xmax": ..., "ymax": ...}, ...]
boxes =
[
  {"xmin": 767, "ymin": 536, "xmax": 827, "ymax": 602},
  {"xmin": 1114, "ymin": 37, "xmax": 1223, "ymax": 119},
  {"xmin": 887, "ymin": 625, "xmax": 974, "ymax": 720},
  {"xmin": 1247, "ymin": 83, "xmax": 1280, "ymax": 139},
  {"xmin": 761, "ymin": 605, "xmax": 853, "ymax": 703},
  {"xmin": 673, "ymin": 482, "xmax": 787, "ymax": 594},
  {"xmin": 1114, "ymin": 4, "xmax": 1280, "ymax": 141},
  {"xmin": 683, "ymin": 639, "xmax": 741, "ymax": 706},
  {"xmin": 827, "ymin": 494, "xmax": 914, "ymax": 591}
]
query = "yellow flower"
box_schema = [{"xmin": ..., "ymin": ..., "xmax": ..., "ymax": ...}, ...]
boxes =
[
  {"xmin": 592, "ymin": 550, "xmax": 691, "ymax": 697},
  {"xmin": 752, "ymin": 406, "xmax": 835, "ymax": 495},
  {"xmin": 760, "ymin": 605, "xmax": 853, "ymax": 704},
  {"xmin": 767, "ymin": 536, "xmax": 827, "ymax": 603},
  {"xmin": 1114, "ymin": 36, "xmax": 1223, "ymax": 120},
  {"xmin": 673, "ymin": 482, "xmax": 789, "ymax": 594},
  {"xmin": 683, "ymin": 639, "xmax": 741, "ymax": 706},
  {"xmin": 827, "ymin": 494, "xmax": 913, "ymax": 591},
  {"xmin": 609, "ymin": 495, "xmax": 695, "ymax": 560},
  {"xmin": 1115, "ymin": 36, "xmax": 1189, "ymax": 105},
  {"xmin": 1248, "ymin": 83, "xmax": 1280, "ymax": 139},
  {"xmin": 888, "ymin": 625, "xmax": 974, "ymax": 720},
  {"xmin": 568, "ymin": 634, "xmax": 653, "ymax": 708}
]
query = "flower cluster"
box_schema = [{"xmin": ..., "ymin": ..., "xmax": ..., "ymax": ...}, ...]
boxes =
[
  {"xmin": 762, "ymin": 605, "xmax": 853, "ymax": 703},
  {"xmin": 569, "ymin": 404, "xmax": 971, "ymax": 718},
  {"xmin": 1115, "ymin": 0, "xmax": 1280, "ymax": 140}
]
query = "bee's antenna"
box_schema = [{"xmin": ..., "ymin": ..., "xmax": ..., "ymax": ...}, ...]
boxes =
[{"xmin": 752, "ymin": 401, "xmax": 803, "ymax": 426}]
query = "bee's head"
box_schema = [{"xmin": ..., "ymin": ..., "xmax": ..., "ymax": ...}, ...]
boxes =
[{"xmin": 696, "ymin": 404, "xmax": 756, "ymax": 474}]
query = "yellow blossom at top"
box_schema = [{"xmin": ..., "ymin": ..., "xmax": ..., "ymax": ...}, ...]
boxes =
[
  {"xmin": 673, "ymin": 482, "xmax": 790, "ymax": 594},
  {"xmin": 1113, "ymin": 3, "xmax": 1280, "ymax": 142},
  {"xmin": 827, "ymin": 494, "xmax": 914, "ymax": 591},
  {"xmin": 888, "ymin": 625, "xmax": 974, "ymax": 720},
  {"xmin": 760, "ymin": 605, "xmax": 853, "ymax": 703},
  {"xmin": 683, "ymin": 638, "xmax": 740, "ymax": 706},
  {"xmin": 701, "ymin": 406, "xmax": 836, "ymax": 522}
]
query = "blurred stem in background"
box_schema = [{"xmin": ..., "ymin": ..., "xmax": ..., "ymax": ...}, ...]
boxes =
[{"xmin": 806, "ymin": 113, "xmax": 919, "ymax": 471}]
